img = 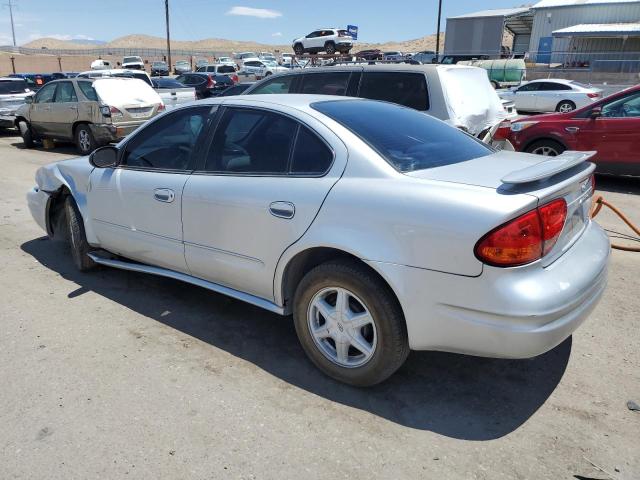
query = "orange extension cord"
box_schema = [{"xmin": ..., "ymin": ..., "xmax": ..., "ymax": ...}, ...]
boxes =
[{"xmin": 591, "ymin": 195, "xmax": 640, "ymax": 252}]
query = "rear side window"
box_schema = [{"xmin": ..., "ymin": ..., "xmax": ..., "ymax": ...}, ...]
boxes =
[
  {"xmin": 539, "ymin": 82, "xmax": 572, "ymax": 91},
  {"xmin": 291, "ymin": 126, "xmax": 333, "ymax": 174},
  {"xmin": 300, "ymin": 72, "xmax": 350, "ymax": 96},
  {"xmin": 78, "ymin": 81, "xmax": 98, "ymax": 101},
  {"xmin": 0, "ymin": 80, "xmax": 27, "ymax": 94},
  {"xmin": 359, "ymin": 72, "xmax": 429, "ymax": 111},
  {"xmin": 249, "ymin": 75, "xmax": 296, "ymax": 94},
  {"xmin": 312, "ymin": 100, "xmax": 492, "ymax": 173},
  {"xmin": 54, "ymin": 82, "xmax": 77, "ymax": 103}
]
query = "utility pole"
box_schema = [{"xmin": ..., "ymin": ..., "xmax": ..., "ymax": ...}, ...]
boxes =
[
  {"xmin": 435, "ymin": 0, "xmax": 443, "ymax": 61},
  {"xmin": 165, "ymin": 0, "xmax": 172, "ymax": 71},
  {"xmin": 4, "ymin": 0, "xmax": 17, "ymax": 47}
]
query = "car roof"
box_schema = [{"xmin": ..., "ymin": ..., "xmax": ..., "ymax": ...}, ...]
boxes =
[
  {"xmin": 199, "ymin": 93, "xmax": 356, "ymax": 109},
  {"xmin": 256, "ymin": 63, "xmax": 463, "ymax": 74},
  {"xmin": 528, "ymin": 78, "xmax": 573, "ymax": 84}
]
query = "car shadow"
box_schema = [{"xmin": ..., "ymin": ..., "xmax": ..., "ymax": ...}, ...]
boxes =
[
  {"xmin": 10, "ymin": 140, "xmax": 78, "ymax": 155},
  {"xmin": 595, "ymin": 174, "xmax": 640, "ymax": 195},
  {"xmin": 21, "ymin": 237, "xmax": 571, "ymax": 440}
]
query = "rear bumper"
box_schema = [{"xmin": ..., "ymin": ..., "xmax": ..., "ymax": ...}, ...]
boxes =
[
  {"xmin": 368, "ymin": 220, "xmax": 610, "ymax": 358},
  {"xmin": 89, "ymin": 122, "xmax": 144, "ymax": 144},
  {"xmin": 0, "ymin": 114, "xmax": 16, "ymax": 128}
]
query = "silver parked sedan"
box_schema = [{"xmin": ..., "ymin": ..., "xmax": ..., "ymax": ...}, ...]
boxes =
[{"xmin": 27, "ymin": 95, "xmax": 610, "ymax": 386}]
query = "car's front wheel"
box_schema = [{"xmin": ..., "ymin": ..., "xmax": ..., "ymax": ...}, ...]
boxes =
[
  {"xmin": 18, "ymin": 120, "xmax": 34, "ymax": 148},
  {"xmin": 293, "ymin": 43, "xmax": 304, "ymax": 56},
  {"xmin": 75, "ymin": 124, "xmax": 97, "ymax": 155},
  {"xmin": 293, "ymin": 260, "xmax": 409, "ymax": 386},
  {"xmin": 65, "ymin": 197, "xmax": 97, "ymax": 272},
  {"xmin": 324, "ymin": 42, "xmax": 336, "ymax": 54},
  {"xmin": 525, "ymin": 139, "xmax": 566, "ymax": 157}
]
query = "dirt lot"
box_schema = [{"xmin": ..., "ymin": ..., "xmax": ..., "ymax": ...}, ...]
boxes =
[{"xmin": 0, "ymin": 132, "xmax": 639, "ymax": 480}]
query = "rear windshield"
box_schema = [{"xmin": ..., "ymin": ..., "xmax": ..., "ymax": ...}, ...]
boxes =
[
  {"xmin": 0, "ymin": 80, "xmax": 28, "ymax": 94},
  {"xmin": 123, "ymin": 57, "xmax": 141, "ymax": 63},
  {"xmin": 153, "ymin": 78, "xmax": 186, "ymax": 88},
  {"xmin": 217, "ymin": 65, "xmax": 235, "ymax": 73},
  {"xmin": 312, "ymin": 100, "xmax": 492, "ymax": 173}
]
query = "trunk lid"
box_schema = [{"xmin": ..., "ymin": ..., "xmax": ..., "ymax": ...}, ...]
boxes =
[{"xmin": 407, "ymin": 150, "xmax": 596, "ymax": 266}]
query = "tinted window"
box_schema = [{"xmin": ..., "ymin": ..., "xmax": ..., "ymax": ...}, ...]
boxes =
[
  {"xmin": 217, "ymin": 65, "xmax": 236, "ymax": 74},
  {"xmin": 602, "ymin": 91, "xmax": 640, "ymax": 118},
  {"xmin": 123, "ymin": 106, "xmax": 211, "ymax": 170},
  {"xmin": 517, "ymin": 82, "xmax": 541, "ymax": 92},
  {"xmin": 291, "ymin": 127, "xmax": 333, "ymax": 174},
  {"xmin": 205, "ymin": 108, "xmax": 297, "ymax": 174},
  {"xmin": 77, "ymin": 81, "xmax": 98, "ymax": 101},
  {"xmin": 0, "ymin": 80, "xmax": 27, "ymax": 94},
  {"xmin": 539, "ymin": 82, "xmax": 571, "ymax": 91},
  {"xmin": 218, "ymin": 84, "xmax": 252, "ymax": 96},
  {"xmin": 312, "ymin": 100, "xmax": 492, "ymax": 173},
  {"xmin": 54, "ymin": 82, "xmax": 77, "ymax": 102},
  {"xmin": 301, "ymin": 72, "xmax": 350, "ymax": 95},
  {"xmin": 249, "ymin": 75, "xmax": 296, "ymax": 94},
  {"xmin": 153, "ymin": 78, "xmax": 186, "ymax": 88},
  {"xmin": 35, "ymin": 83, "xmax": 56, "ymax": 103},
  {"xmin": 359, "ymin": 72, "xmax": 429, "ymax": 111}
]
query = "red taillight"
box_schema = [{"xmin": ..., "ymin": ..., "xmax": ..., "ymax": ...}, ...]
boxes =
[
  {"xmin": 587, "ymin": 92, "xmax": 601, "ymax": 98},
  {"xmin": 232, "ymin": 74, "xmax": 239, "ymax": 84},
  {"xmin": 493, "ymin": 120, "xmax": 511, "ymax": 141},
  {"xmin": 157, "ymin": 103, "xmax": 165, "ymax": 112},
  {"xmin": 110, "ymin": 106, "xmax": 123, "ymax": 117},
  {"xmin": 206, "ymin": 74, "xmax": 216, "ymax": 88},
  {"xmin": 475, "ymin": 199, "xmax": 567, "ymax": 267}
]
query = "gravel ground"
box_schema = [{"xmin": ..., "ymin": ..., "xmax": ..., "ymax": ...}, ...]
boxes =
[{"xmin": 0, "ymin": 132, "xmax": 638, "ymax": 480}]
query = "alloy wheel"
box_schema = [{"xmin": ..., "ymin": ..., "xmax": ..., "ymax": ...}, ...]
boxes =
[
  {"xmin": 531, "ymin": 145, "xmax": 560, "ymax": 156},
  {"xmin": 307, "ymin": 287, "xmax": 377, "ymax": 368},
  {"xmin": 79, "ymin": 130, "xmax": 91, "ymax": 153},
  {"xmin": 558, "ymin": 103, "xmax": 574, "ymax": 113}
]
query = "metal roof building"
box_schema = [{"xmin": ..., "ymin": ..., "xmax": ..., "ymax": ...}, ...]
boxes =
[{"xmin": 444, "ymin": 0, "xmax": 640, "ymax": 66}]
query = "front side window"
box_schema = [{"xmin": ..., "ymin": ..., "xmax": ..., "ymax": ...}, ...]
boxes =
[
  {"xmin": 517, "ymin": 82, "xmax": 541, "ymax": 92},
  {"xmin": 359, "ymin": 72, "xmax": 429, "ymax": 111},
  {"xmin": 77, "ymin": 81, "xmax": 98, "ymax": 101},
  {"xmin": 35, "ymin": 83, "xmax": 56, "ymax": 103},
  {"xmin": 300, "ymin": 72, "xmax": 350, "ymax": 96},
  {"xmin": 122, "ymin": 106, "xmax": 211, "ymax": 170},
  {"xmin": 602, "ymin": 92, "xmax": 640, "ymax": 118},
  {"xmin": 205, "ymin": 108, "xmax": 297, "ymax": 174},
  {"xmin": 249, "ymin": 75, "xmax": 296, "ymax": 95},
  {"xmin": 312, "ymin": 100, "xmax": 492, "ymax": 173},
  {"xmin": 54, "ymin": 82, "xmax": 77, "ymax": 103}
]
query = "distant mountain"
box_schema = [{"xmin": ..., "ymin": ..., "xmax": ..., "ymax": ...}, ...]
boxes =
[{"xmin": 22, "ymin": 33, "xmax": 445, "ymax": 53}]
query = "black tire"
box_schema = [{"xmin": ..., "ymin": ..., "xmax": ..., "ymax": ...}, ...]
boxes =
[
  {"xmin": 556, "ymin": 100, "xmax": 576, "ymax": 113},
  {"xmin": 18, "ymin": 120, "xmax": 34, "ymax": 148},
  {"xmin": 65, "ymin": 197, "xmax": 97, "ymax": 272},
  {"xmin": 293, "ymin": 260, "xmax": 409, "ymax": 387},
  {"xmin": 525, "ymin": 139, "xmax": 566, "ymax": 157},
  {"xmin": 75, "ymin": 124, "xmax": 97, "ymax": 155},
  {"xmin": 324, "ymin": 42, "xmax": 336, "ymax": 54},
  {"xmin": 293, "ymin": 43, "xmax": 304, "ymax": 56},
  {"xmin": 265, "ymin": 71, "xmax": 272, "ymax": 76},
  {"xmin": 490, "ymin": 80, "xmax": 500, "ymax": 89}
]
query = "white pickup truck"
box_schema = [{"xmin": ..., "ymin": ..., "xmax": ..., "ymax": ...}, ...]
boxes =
[
  {"xmin": 121, "ymin": 56, "xmax": 145, "ymax": 70},
  {"xmin": 151, "ymin": 78, "xmax": 196, "ymax": 110}
]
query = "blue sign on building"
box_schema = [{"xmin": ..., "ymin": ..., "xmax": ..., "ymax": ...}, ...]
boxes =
[{"xmin": 347, "ymin": 25, "xmax": 358, "ymax": 40}]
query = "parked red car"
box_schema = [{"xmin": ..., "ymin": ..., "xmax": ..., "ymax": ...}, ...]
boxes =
[{"xmin": 508, "ymin": 85, "xmax": 640, "ymax": 176}]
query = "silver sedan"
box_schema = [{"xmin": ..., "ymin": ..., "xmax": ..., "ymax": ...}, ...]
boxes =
[{"xmin": 27, "ymin": 95, "xmax": 610, "ymax": 386}]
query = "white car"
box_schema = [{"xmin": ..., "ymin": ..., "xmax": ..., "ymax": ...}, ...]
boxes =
[
  {"xmin": 121, "ymin": 56, "xmax": 145, "ymax": 71},
  {"xmin": 292, "ymin": 28, "xmax": 355, "ymax": 55},
  {"xmin": 383, "ymin": 51, "xmax": 404, "ymax": 61},
  {"xmin": 234, "ymin": 52, "xmax": 257, "ymax": 66},
  {"xmin": 217, "ymin": 56, "xmax": 236, "ymax": 67},
  {"xmin": 77, "ymin": 69, "xmax": 153, "ymax": 87},
  {"xmin": 27, "ymin": 95, "xmax": 609, "ymax": 386},
  {"xmin": 498, "ymin": 79, "xmax": 602, "ymax": 113},
  {"xmin": 240, "ymin": 58, "xmax": 288, "ymax": 77},
  {"xmin": 90, "ymin": 59, "xmax": 112, "ymax": 70}
]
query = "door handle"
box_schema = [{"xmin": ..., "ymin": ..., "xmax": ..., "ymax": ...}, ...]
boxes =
[
  {"xmin": 154, "ymin": 188, "xmax": 175, "ymax": 203},
  {"xmin": 269, "ymin": 201, "xmax": 295, "ymax": 219},
  {"xmin": 565, "ymin": 127, "xmax": 580, "ymax": 133}
]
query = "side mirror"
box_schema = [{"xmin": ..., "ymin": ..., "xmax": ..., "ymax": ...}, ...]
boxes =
[
  {"xmin": 89, "ymin": 145, "xmax": 118, "ymax": 167},
  {"xmin": 25, "ymin": 96, "xmax": 33, "ymax": 104},
  {"xmin": 590, "ymin": 106, "xmax": 602, "ymax": 118}
]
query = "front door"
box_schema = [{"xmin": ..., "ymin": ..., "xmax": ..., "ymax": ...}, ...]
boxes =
[
  {"xmin": 28, "ymin": 82, "xmax": 57, "ymax": 136},
  {"xmin": 514, "ymin": 82, "xmax": 540, "ymax": 111},
  {"xmin": 87, "ymin": 105, "xmax": 212, "ymax": 272},
  {"xmin": 182, "ymin": 104, "xmax": 347, "ymax": 301},
  {"xmin": 48, "ymin": 81, "xmax": 78, "ymax": 139}
]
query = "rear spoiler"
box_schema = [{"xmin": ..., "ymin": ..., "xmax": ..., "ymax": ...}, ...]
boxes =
[{"xmin": 501, "ymin": 151, "xmax": 596, "ymax": 185}]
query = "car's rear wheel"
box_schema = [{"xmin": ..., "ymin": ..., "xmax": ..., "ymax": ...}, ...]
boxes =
[
  {"xmin": 18, "ymin": 120, "xmax": 34, "ymax": 148},
  {"xmin": 65, "ymin": 197, "xmax": 97, "ymax": 272},
  {"xmin": 324, "ymin": 42, "xmax": 336, "ymax": 54},
  {"xmin": 293, "ymin": 43, "xmax": 304, "ymax": 56},
  {"xmin": 293, "ymin": 260, "xmax": 409, "ymax": 386},
  {"xmin": 75, "ymin": 124, "xmax": 96, "ymax": 155},
  {"xmin": 556, "ymin": 100, "xmax": 576, "ymax": 113},
  {"xmin": 490, "ymin": 80, "xmax": 501, "ymax": 89},
  {"xmin": 525, "ymin": 139, "xmax": 566, "ymax": 157}
]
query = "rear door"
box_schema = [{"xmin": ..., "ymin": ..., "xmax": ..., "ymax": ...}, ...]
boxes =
[
  {"xmin": 87, "ymin": 106, "xmax": 212, "ymax": 272},
  {"xmin": 535, "ymin": 82, "xmax": 572, "ymax": 112},
  {"xmin": 48, "ymin": 81, "xmax": 78, "ymax": 139},
  {"xmin": 181, "ymin": 104, "xmax": 347, "ymax": 300}
]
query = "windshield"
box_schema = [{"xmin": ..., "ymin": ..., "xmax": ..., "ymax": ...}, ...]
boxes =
[
  {"xmin": 123, "ymin": 57, "xmax": 142, "ymax": 63},
  {"xmin": 0, "ymin": 80, "xmax": 28, "ymax": 94},
  {"xmin": 312, "ymin": 100, "xmax": 492, "ymax": 173},
  {"xmin": 176, "ymin": 61, "xmax": 189, "ymax": 65},
  {"xmin": 152, "ymin": 62, "xmax": 167, "ymax": 67}
]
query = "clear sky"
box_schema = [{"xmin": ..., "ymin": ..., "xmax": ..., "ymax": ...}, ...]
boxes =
[{"xmin": 0, "ymin": 0, "xmax": 524, "ymax": 46}]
